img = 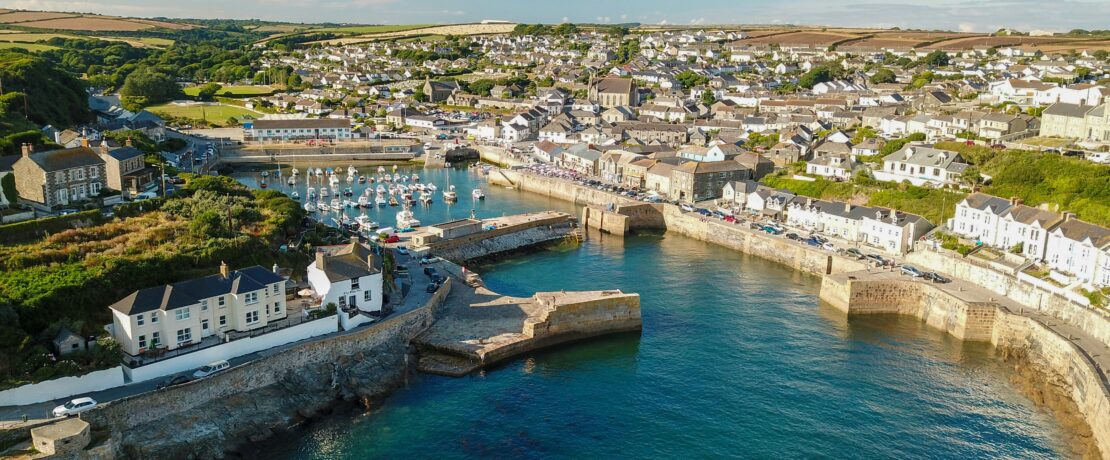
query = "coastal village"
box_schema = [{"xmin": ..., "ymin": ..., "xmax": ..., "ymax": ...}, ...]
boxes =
[{"xmin": 0, "ymin": 10, "xmax": 1108, "ymax": 459}]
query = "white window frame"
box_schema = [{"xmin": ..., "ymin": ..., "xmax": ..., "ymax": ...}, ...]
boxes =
[
  {"xmin": 175, "ymin": 308, "xmax": 190, "ymax": 321},
  {"xmin": 245, "ymin": 311, "xmax": 259, "ymax": 324},
  {"xmin": 176, "ymin": 328, "xmax": 192, "ymax": 344}
]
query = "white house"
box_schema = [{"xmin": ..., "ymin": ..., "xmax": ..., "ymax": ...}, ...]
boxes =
[
  {"xmin": 1043, "ymin": 216, "xmax": 1110, "ymax": 287},
  {"xmin": 874, "ymin": 144, "xmax": 968, "ymax": 187},
  {"xmin": 806, "ymin": 155, "xmax": 854, "ymax": 180},
  {"xmin": 307, "ymin": 241, "xmax": 384, "ymax": 331},
  {"xmin": 860, "ymin": 208, "xmax": 934, "ymax": 255},
  {"xmin": 246, "ymin": 118, "xmax": 352, "ymax": 142},
  {"xmin": 948, "ymin": 193, "xmax": 1014, "ymax": 246},
  {"xmin": 109, "ymin": 263, "xmax": 287, "ymax": 356}
]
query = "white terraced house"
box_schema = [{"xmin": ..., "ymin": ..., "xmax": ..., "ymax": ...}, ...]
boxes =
[
  {"xmin": 948, "ymin": 193, "xmax": 1015, "ymax": 246},
  {"xmin": 108, "ymin": 263, "xmax": 287, "ymax": 356},
  {"xmin": 1044, "ymin": 216, "xmax": 1110, "ymax": 288},
  {"xmin": 245, "ymin": 117, "xmax": 353, "ymax": 142},
  {"xmin": 874, "ymin": 144, "xmax": 969, "ymax": 187},
  {"xmin": 307, "ymin": 241, "xmax": 383, "ymax": 331}
]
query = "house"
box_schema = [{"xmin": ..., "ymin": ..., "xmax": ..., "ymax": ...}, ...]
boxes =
[
  {"xmin": 589, "ymin": 77, "xmax": 638, "ymax": 107},
  {"xmin": 532, "ymin": 140, "xmax": 565, "ymax": 163},
  {"xmin": 599, "ymin": 150, "xmax": 644, "ymax": 183},
  {"xmin": 850, "ymin": 138, "xmax": 884, "ymax": 160},
  {"xmin": 1044, "ymin": 215, "xmax": 1110, "ymax": 287},
  {"xmin": 246, "ymin": 118, "xmax": 352, "ymax": 141},
  {"xmin": 721, "ymin": 180, "xmax": 761, "ymax": 208},
  {"xmin": 405, "ymin": 115, "xmax": 444, "ymax": 130},
  {"xmin": 423, "ymin": 77, "xmax": 460, "ymax": 103},
  {"xmin": 12, "ymin": 144, "xmax": 108, "ymax": 211},
  {"xmin": 860, "ymin": 208, "xmax": 934, "ymax": 255},
  {"xmin": 109, "ymin": 263, "xmax": 288, "ymax": 356},
  {"xmin": 307, "ymin": 240, "xmax": 383, "ymax": 331},
  {"xmin": 644, "ymin": 161, "xmax": 678, "ymax": 195},
  {"xmin": 998, "ymin": 202, "xmax": 1065, "ymax": 261},
  {"xmin": 976, "ymin": 113, "xmax": 1029, "ymax": 140},
  {"xmin": 558, "ymin": 144, "xmax": 603, "ymax": 175},
  {"xmin": 806, "ymin": 154, "xmax": 855, "ymax": 180},
  {"xmin": 622, "ymin": 158, "xmax": 656, "ymax": 189},
  {"xmin": 602, "ymin": 106, "xmax": 636, "ymax": 123},
  {"xmin": 874, "ymin": 144, "xmax": 968, "ymax": 187},
  {"xmin": 669, "ymin": 160, "xmax": 752, "ymax": 203},
  {"xmin": 97, "ymin": 141, "xmax": 154, "ymax": 197},
  {"xmin": 948, "ymin": 192, "xmax": 1014, "ymax": 246},
  {"xmin": 1040, "ymin": 102, "xmax": 1110, "ymax": 142}
]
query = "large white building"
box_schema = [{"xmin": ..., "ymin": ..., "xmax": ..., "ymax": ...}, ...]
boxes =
[
  {"xmin": 245, "ymin": 117, "xmax": 353, "ymax": 142},
  {"xmin": 109, "ymin": 263, "xmax": 287, "ymax": 356},
  {"xmin": 1044, "ymin": 217, "xmax": 1110, "ymax": 288},
  {"xmin": 307, "ymin": 241, "xmax": 383, "ymax": 331},
  {"xmin": 948, "ymin": 193, "xmax": 1015, "ymax": 246}
]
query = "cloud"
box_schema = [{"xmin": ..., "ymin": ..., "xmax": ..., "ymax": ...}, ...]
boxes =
[
  {"xmin": 958, "ymin": 22, "xmax": 976, "ymax": 32},
  {"xmin": 561, "ymin": 16, "xmax": 569, "ymax": 23},
  {"xmin": 658, "ymin": 19, "xmax": 669, "ymax": 25},
  {"xmin": 690, "ymin": 17, "xmax": 707, "ymax": 25}
]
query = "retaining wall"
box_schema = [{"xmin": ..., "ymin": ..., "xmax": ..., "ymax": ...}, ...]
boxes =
[
  {"xmin": 0, "ymin": 367, "xmax": 125, "ymax": 406},
  {"xmin": 581, "ymin": 206, "xmax": 629, "ymax": 235},
  {"xmin": 429, "ymin": 213, "xmax": 574, "ymax": 262}
]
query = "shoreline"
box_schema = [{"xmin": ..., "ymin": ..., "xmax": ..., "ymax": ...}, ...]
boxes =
[{"xmin": 493, "ymin": 169, "xmax": 1109, "ymax": 459}]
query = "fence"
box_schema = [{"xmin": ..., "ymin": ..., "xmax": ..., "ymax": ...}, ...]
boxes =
[{"xmin": 0, "ymin": 366, "xmax": 125, "ymax": 406}]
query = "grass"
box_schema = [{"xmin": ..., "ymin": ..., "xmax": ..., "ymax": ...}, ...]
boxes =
[
  {"xmin": 395, "ymin": 34, "xmax": 447, "ymax": 42},
  {"xmin": 183, "ymin": 84, "xmax": 276, "ymax": 98},
  {"xmin": 1017, "ymin": 136, "xmax": 1074, "ymax": 148},
  {"xmin": 762, "ymin": 174, "xmax": 967, "ymax": 224},
  {"xmin": 310, "ymin": 24, "xmax": 432, "ymax": 35},
  {"xmin": 0, "ymin": 41, "xmax": 57, "ymax": 51},
  {"xmin": 147, "ymin": 103, "xmax": 258, "ymax": 126}
]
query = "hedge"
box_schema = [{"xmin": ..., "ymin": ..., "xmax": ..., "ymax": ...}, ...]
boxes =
[{"xmin": 0, "ymin": 210, "xmax": 105, "ymax": 245}]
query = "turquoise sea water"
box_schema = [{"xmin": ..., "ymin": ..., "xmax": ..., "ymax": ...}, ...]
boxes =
[{"xmin": 242, "ymin": 166, "xmax": 1071, "ymax": 459}]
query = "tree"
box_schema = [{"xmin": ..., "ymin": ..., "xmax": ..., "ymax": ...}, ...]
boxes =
[
  {"xmin": 196, "ymin": 82, "xmax": 223, "ymax": 101},
  {"xmin": 412, "ymin": 88, "xmax": 428, "ymax": 103},
  {"xmin": 922, "ymin": 50, "xmax": 950, "ymax": 67},
  {"xmin": 120, "ymin": 67, "xmax": 181, "ymax": 110},
  {"xmin": 798, "ymin": 66, "xmax": 835, "ymax": 89},
  {"xmin": 869, "ymin": 68, "xmax": 896, "ymax": 84},
  {"xmin": 700, "ymin": 90, "xmax": 716, "ymax": 105}
]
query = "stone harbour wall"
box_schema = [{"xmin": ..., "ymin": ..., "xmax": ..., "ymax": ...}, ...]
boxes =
[
  {"xmin": 81, "ymin": 280, "xmax": 452, "ymax": 460},
  {"xmin": 819, "ymin": 277, "xmax": 1108, "ymax": 458},
  {"xmin": 581, "ymin": 206, "xmax": 630, "ymax": 235},
  {"xmin": 429, "ymin": 213, "xmax": 575, "ymax": 263}
]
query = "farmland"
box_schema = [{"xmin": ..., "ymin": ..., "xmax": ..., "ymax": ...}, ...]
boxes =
[
  {"xmin": 0, "ymin": 10, "xmax": 193, "ymax": 31},
  {"xmin": 0, "ymin": 11, "xmax": 75, "ymax": 23},
  {"xmin": 738, "ymin": 31, "xmax": 856, "ymax": 47},
  {"xmin": 319, "ymin": 23, "xmax": 518, "ymax": 45},
  {"xmin": 0, "ymin": 41, "xmax": 57, "ymax": 51}
]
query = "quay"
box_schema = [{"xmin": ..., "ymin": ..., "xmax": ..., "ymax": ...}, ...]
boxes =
[
  {"xmin": 493, "ymin": 168, "xmax": 1110, "ymax": 458},
  {"xmin": 217, "ymin": 139, "xmax": 421, "ymax": 164},
  {"xmin": 405, "ymin": 210, "xmax": 579, "ymax": 263}
]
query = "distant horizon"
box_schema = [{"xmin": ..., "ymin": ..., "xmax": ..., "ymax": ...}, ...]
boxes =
[{"xmin": 1, "ymin": 0, "xmax": 1107, "ymax": 34}]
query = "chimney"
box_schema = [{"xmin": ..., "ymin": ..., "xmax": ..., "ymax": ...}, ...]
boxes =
[
  {"xmin": 99, "ymin": 142, "xmax": 109, "ymax": 156},
  {"xmin": 844, "ymin": 202, "xmax": 852, "ymax": 213},
  {"xmin": 315, "ymin": 251, "xmax": 326, "ymax": 271},
  {"xmin": 219, "ymin": 261, "xmax": 229, "ymax": 279},
  {"xmin": 1063, "ymin": 212, "xmax": 1075, "ymax": 222},
  {"xmin": 272, "ymin": 263, "xmax": 279, "ymax": 274},
  {"xmin": 20, "ymin": 143, "xmax": 32, "ymax": 158}
]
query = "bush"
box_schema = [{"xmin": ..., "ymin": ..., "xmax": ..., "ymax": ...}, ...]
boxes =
[{"xmin": 0, "ymin": 210, "xmax": 105, "ymax": 246}]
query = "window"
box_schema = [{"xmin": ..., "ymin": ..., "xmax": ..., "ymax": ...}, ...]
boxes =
[
  {"xmin": 245, "ymin": 292, "xmax": 259, "ymax": 304},
  {"xmin": 74, "ymin": 168, "xmax": 85, "ymax": 180},
  {"xmin": 338, "ymin": 296, "xmax": 347, "ymax": 308},
  {"xmin": 138, "ymin": 335, "xmax": 147, "ymax": 350},
  {"xmin": 351, "ymin": 278, "xmax": 360, "ymax": 290},
  {"xmin": 246, "ymin": 311, "xmax": 259, "ymax": 324},
  {"xmin": 151, "ymin": 331, "xmax": 161, "ymax": 347},
  {"xmin": 151, "ymin": 313, "xmax": 159, "ymax": 323},
  {"xmin": 202, "ymin": 319, "xmax": 209, "ymax": 331},
  {"xmin": 200, "ymin": 299, "xmax": 208, "ymax": 311},
  {"xmin": 219, "ymin": 315, "xmax": 226, "ymax": 327},
  {"xmin": 89, "ymin": 167, "xmax": 98, "ymax": 178},
  {"xmin": 271, "ymin": 284, "xmax": 280, "ymax": 295},
  {"xmin": 136, "ymin": 314, "xmax": 145, "ymax": 326},
  {"xmin": 175, "ymin": 308, "xmax": 190, "ymax": 321},
  {"xmin": 55, "ymin": 173, "xmax": 65, "ymax": 184},
  {"xmin": 90, "ymin": 182, "xmax": 101, "ymax": 194},
  {"xmin": 176, "ymin": 328, "xmax": 192, "ymax": 344},
  {"xmin": 364, "ymin": 290, "xmax": 372, "ymax": 302},
  {"xmin": 218, "ymin": 296, "xmax": 226, "ymax": 308}
]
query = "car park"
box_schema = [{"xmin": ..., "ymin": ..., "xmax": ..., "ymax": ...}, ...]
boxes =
[{"xmin": 53, "ymin": 397, "xmax": 97, "ymax": 417}]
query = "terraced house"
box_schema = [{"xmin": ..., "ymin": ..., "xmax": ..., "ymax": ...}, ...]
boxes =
[
  {"xmin": 12, "ymin": 144, "xmax": 107, "ymax": 211},
  {"xmin": 108, "ymin": 263, "xmax": 288, "ymax": 356}
]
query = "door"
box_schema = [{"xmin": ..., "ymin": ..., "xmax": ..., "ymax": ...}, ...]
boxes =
[{"xmin": 348, "ymin": 295, "xmax": 357, "ymax": 309}]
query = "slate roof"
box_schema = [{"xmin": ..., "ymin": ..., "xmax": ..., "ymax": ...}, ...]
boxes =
[
  {"xmin": 24, "ymin": 147, "xmax": 105, "ymax": 172},
  {"xmin": 107, "ymin": 146, "xmax": 144, "ymax": 161},
  {"xmin": 110, "ymin": 266, "xmax": 283, "ymax": 315},
  {"xmin": 961, "ymin": 192, "xmax": 1013, "ymax": 214},
  {"xmin": 317, "ymin": 242, "xmax": 381, "ymax": 283}
]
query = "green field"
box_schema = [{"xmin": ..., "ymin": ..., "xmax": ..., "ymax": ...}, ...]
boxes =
[
  {"xmin": 147, "ymin": 103, "xmax": 258, "ymax": 126},
  {"xmin": 183, "ymin": 84, "xmax": 276, "ymax": 98},
  {"xmin": 0, "ymin": 41, "xmax": 58, "ymax": 51},
  {"xmin": 311, "ymin": 24, "xmax": 432, "ymax": 35}
]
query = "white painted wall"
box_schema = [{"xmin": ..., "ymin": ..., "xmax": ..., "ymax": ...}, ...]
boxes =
[
  {"xmin": 124, "ymin": 315, "xmax": 338, "ymax": 384},
  {"xmin": 0, "ymin": 366, "xmax": 125, "ymax": 406}
]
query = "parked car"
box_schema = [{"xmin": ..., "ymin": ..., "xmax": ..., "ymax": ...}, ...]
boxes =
[
  {"xmin": 395, "ymin": 246, "xmax": 409, "ymax": 256},
  {"xmin": 157, "ymin": 374, "xmax": 192, "ymax": 389},
  {"xmin": 425, "ymin": 283, "xmax": 439, "ymax": 293},
  {"xmin": 900, "ymin": 265, "xmax": 925, "ymax": 277},
  {"xmin": 749, "ymin": 222, "xmax": 764, "ymax": 230},
  {"xmin": 419, "ymin": 255, "xmax": 440, "ymax": 265},
  {"xmin": 697, "ymin": 208, "xmax": 713, "ymax": 217},
  {"xmin": 192, "ymin": 360, "xmax": 230, "ymax": 379},
  {"xmin": 865, "ymin": 254, "xmax": 888, "ymax": 266},
  {"xmin": 785, "ymin": 233, "xmax": 802, "ymax": 241},
  {"xmin": 763, "ymin": 225, "xmax": 784, "ymax": 235},
  {"xmin": 423, "ymin": 267, "xmax": 439, "ymax": 278},
  {"xmin": 822, "ymin": 242, "xmax": 837, "ymax": 251},
  {"xmin": 845, "ymin": 248, "xmax": 865, "ymax": 259},
  {"xmin": 53, "ymin": 397, "xmax": 97, "ymax": 417},
  {"xmin": 680, "ymin": 204, "xmax": 695, "ymax": 212},
  {"xmin": 924, "ymin": 272, "xmax": 951, "ymax": 283}
]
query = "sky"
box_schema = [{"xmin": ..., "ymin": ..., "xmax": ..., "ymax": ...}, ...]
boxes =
[{"xmin": 2, "ymin": 0, "xmax": 1108, "ymax": 33}]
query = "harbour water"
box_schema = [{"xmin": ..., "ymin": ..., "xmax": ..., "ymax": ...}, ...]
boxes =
[{"xmin": 246, "ymin": 165, "xmax": 1072, "ymax": 459}]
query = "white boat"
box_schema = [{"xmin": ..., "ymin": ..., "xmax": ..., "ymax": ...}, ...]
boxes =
[
  {"xmin": 443, "ymin": 185, "xmax": 458, "ymax": 202},
  {"xmin": 315, "ymin": 168, "xmax": 323, "ymax": 176},
  {"xmin": 420, "ymin": 190, "xmax": 433, "ymax": 204},
  {"xmin": 291, "ymin": 191, "xmax": 300, "ymax": 199},
  {"xmin": 347, "ymin": 175, "xmax": 354, "ymax": 184},
  {"xmin": 376, "ymin": 185, "xmax": 386, "ymax": 194},
  {"xmin": 358, "ymin": 175, "xmax": 367, "ymax": 184},
  {"xmin": 377, "ymin": 166, "xmax": 386, "ymax": 174},
  {"xmin": 291, "ymin": 167, "xmax": 300, "ymax": 176},
  {"xmin": 396, "ymin": 205, "xmax": 421, "ymax": 229},
  {"xmin": 287, "ymin": 178, "xmax": 295, "ymax": 186},
  {"xmin": 320, "ymin": 187, "xmax": 329, "ymax": 197},
  {"xmin": 329, "ymin": 175, "xmax": 340, "ymax": 186},
  {"xmin": 392, "ymin": 173, "xmax": 400, "ymax": 182},
  {"xmin": 317, "ymin": 201, "xmax": 330, "ymax": 212},
  {"xmin": 472, "ymin": 188, "xmax": 485, "ymax": 200},
  {"xmin": 355, "ymin": 214, "xmax": 377, "ymax": 230},
  {"xmin": 303, "ymin": 202, "xmax": 316, "ymax": 212},
  {"xmin": 347, "ymin": 165, "xmax": 357, "ymax": 177},
  {"xmin": 412, "ymin": 173, "xmax": 420, "ymax": 181},
  {"xmin": 375, "ymin": 194, "xmax": 388, "ymax": 207},
  {"xmin": 330, "ymin": 198, "xmax": 341, "ymax": 210},
  {"xmin": 427, "ymin": 183, "xmax": 438, "ymax": 192},
  {"xmin": 358, "ymin": 195, "xmax": 370, "ymax": 207}
]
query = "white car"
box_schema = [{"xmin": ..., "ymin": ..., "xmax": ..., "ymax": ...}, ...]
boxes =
[
  {"xmin": 53, "ymin": 397, "xmax": 97, "ymax": 417},
  {"xmin": 680, "ymin": 204, "xmax": 695, "ymax": 212},
  {"xmin": 192, "ymin": 360, "xmax": 229, "ymax": 379}
]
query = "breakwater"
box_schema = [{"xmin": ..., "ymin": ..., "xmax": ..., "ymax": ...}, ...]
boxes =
[{"xmin": 499, "ymin": 169, "xmax": 1110, "ymax": 459}]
